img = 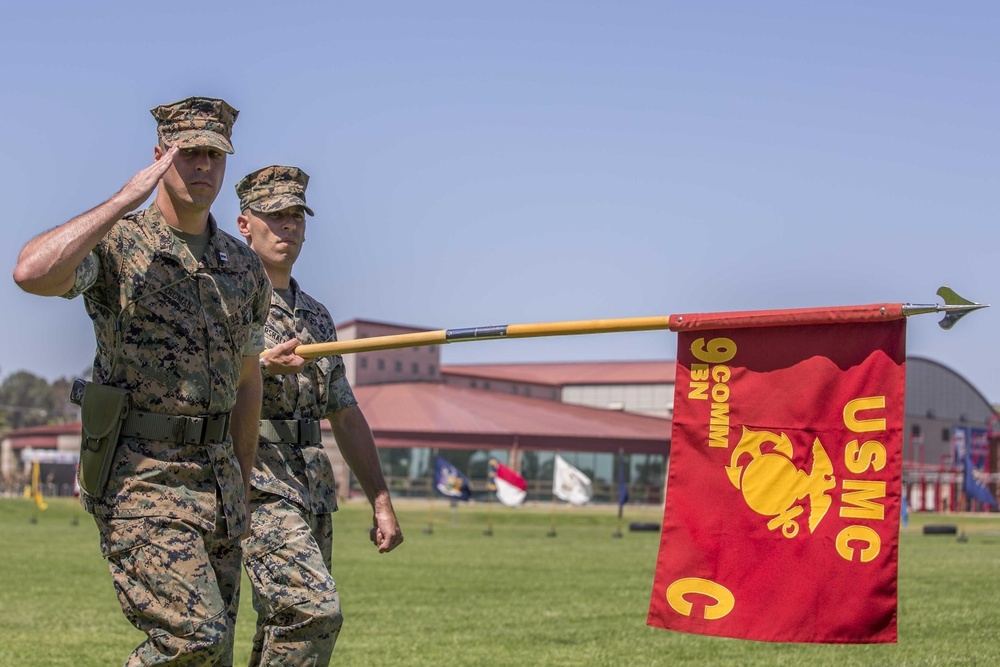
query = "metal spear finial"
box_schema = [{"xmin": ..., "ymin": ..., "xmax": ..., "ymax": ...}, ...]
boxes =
[{"xmin": 901, "ymin": 286, "xmax": 989, "ymax": 330}]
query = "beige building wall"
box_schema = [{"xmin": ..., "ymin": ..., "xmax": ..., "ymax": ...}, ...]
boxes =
[
  {"xmin": 440, "ymin": 375, "xmax": 561, "ymax": 401},
  {"xmin": 338, "ymin": 320, "xmax": 441, "ymax": 387},
  {"xmin": 561, "ymin": 384, "xmax": 674, "ymax": 418}
]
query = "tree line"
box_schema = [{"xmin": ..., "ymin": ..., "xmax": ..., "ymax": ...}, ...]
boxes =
[{"xmin": 0, "ymin": 369, "xmax": 83, "ymax": 431}]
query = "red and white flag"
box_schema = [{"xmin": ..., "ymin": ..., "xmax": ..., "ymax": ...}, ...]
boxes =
[
  {"xmin": 647, "ymin": 307, "xmax": 905, "ymax": 644},
  {"xmin": 489, "ymin": 458, "xmax": 528, "ymax": 507}
]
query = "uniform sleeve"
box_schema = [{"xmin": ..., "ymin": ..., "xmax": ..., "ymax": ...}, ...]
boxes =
[
  {"xmin": 242, "ymin": 323, "xmax": 265, "ymax": 356},
  {"xmin": 242, "ymin": 270, "xmax": 272, "ymax": 356},
  {"xmin": 328, "ymin": 372, "xmax": 358, "ymax": 411},
  {"xmin": 59, "ymin": 251, "xmax": 100, "ymax": 300}
]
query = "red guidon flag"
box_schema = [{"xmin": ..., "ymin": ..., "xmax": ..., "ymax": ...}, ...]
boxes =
[{"xmin": 647, "ymin": 306, "xmax": 905, "ymax": 644}]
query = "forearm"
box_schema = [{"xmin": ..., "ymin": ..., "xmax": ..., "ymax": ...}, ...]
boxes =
[
  {"xmin": 329, "ymin": 405, "xmax": 391, "ymax": 508},
  {"xmin": 14, "ymin": 147, "xmax": 177, "ymax": 297},
  {"xmin": 230, "ymin": 356, "xmax": 263, "ymax": 492},
  {"xmin": 13, "ymin": 191, "xmax": 135, "ymax": 296}
]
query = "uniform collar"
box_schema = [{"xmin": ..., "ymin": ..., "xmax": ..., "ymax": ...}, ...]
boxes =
[
  {"xmin": 270, "ymin": 277, "xmax": 317, "ymax": 315},
  {"xmin": 146, "ymin": 202, "xmax": 227, "ymax": 271}
]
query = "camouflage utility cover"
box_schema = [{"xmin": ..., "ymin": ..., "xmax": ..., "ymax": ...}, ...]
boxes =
[
  {"xmin": 255, "ymin": 279, "xmax": 356, "ymax": 514},
  {"xmin": 64, "ymin": 203, "xmax": 271, "ymax": 537},
  {"xmin": 151, "ymin": 96, "xmax": 239, "ymax": 154},
  {"xmin": 236, "ymin": 165, "xmax": 315, "ymax": 216}
]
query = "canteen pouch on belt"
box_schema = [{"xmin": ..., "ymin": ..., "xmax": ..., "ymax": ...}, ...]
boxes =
[{"xmin": 77, "ymin": 381, "xmax": 129, "ymax": 497}]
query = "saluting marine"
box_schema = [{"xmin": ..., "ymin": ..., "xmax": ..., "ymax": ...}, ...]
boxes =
[{"xmin": 13, "ymin": 96, "xmax": 270, "ymax": 665}]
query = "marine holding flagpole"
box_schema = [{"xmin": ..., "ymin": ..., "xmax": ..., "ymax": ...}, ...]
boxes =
[{"xmin": 235, "ymin": 165, "xmax": 403, "ymax": 666}]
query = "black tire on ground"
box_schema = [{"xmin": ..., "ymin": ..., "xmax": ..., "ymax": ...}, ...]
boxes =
[
  {"xmin": 922, "ymin": 524, "xmax": 958, "ymax": 535},
  {"xmin": 629, "ymin": 522, "xmax": 661, "ymax": 532}
]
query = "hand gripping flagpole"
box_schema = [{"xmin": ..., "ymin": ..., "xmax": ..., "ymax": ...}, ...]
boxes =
[{"xmin": 288, "ymin": 286, "xmax": 988, "ymax": 359}]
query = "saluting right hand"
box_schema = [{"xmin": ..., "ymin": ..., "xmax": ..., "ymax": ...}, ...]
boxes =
[{"xmin": 117, "ymin": 145, "xmax": 179, "ymax": 212}]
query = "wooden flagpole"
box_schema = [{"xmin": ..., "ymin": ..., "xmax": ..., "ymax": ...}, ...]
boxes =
[{"xmin": 281, "ymin": 288, "xmax": 985, "ymax": 360}]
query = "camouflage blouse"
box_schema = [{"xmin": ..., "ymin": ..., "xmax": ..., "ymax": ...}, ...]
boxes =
[
  {"xmin": 255, "ymin": 279, "xmax": 357, "ymax": 514},
  {"xmin": 64, "ymin": 203, "xmax": 271, "ymax": 537}
]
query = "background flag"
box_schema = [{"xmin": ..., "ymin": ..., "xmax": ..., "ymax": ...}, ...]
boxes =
[
  {"xmin": 489, "ymin": 458, "xmax": 527, "ymax": 507},
  {"xmin": 31, "ymin": 460, "xmax": 48, "ymax": 511},
  {"xmin": 963, "ymin": 449, "xmax": 998, "ymax": 508},
  {"xmin": 434, "ymin": 455, "xmax": 471, "ymax": 501},
  {"xmin": 553, "ymin": 455, "xmax": 592, "ymax": 506},
  {"xmin": 648, "ymin": 317, "xmax": 905, "ymax": 644}
]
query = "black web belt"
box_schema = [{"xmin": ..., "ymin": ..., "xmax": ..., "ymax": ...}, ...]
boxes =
[
  {"xmin": 258, "ymin": 418, "xmax": 323, "ymax": 446},
  {"xmin": 122, "ymin": 410, "xmax": 232, "ymax": 445}
]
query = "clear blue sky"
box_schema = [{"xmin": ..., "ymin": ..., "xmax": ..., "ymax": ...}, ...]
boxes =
[{"xmin": 2, "ymin": 2, "xmax": 998, "ymax": 401}]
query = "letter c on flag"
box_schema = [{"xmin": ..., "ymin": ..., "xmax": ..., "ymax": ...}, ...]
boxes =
[
  {"xmin": 666, "ymin": 578, "xmax": 736, "ymax": 620},
  {"xmin": 835, "ymin": 525, "xmax": 881, "ymax": 562}
]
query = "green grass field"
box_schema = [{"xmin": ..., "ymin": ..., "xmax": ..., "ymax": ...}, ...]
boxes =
[{"xmin": 0, "ymin": 497, "xmax": 997, "ymax": 667}]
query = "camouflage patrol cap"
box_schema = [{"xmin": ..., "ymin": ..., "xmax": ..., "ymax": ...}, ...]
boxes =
[
  {"xmin": 150, "ymin": 96, "xmax": 239, "ymax": 154},
  {"xmin": 236, "ymin": 165, "xmax": 315, "ymax": 217}
]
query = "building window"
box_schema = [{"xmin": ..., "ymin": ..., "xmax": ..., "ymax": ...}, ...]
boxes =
[
  {"xmin": 484, "ymin": 381, "xmax": 490, "ymax": 389},
  {"xmin": 377, "ymin": 359, "xmax": 385, "ymax": 371},
  {"xmin": 359, "ymin": 357, "xmax": 368, "ymax": 369},
  {"xmin": 942, "ymin": 428, "xmax": 950, "ymax": 442},
  {"xmin": 512, "ymin": 386, "xmax": 518, "ymax": 395},
  {"xmin": 428, "ymin": 365, "xmax": 436, "ymax": 376},
  {"xmin": 394, "ymin": 361, "xmax": 403, "ymax": 372},
  {"xmin": 471, "ymin": 381, "xmax": 478, "ymax": 388},
  {"xmin": 411, "ymin": 363, "xmax": 419, "ymax": 374},
  {"xmin": 525, "ymin": 387, "xmax": 531, "ymax": 397},
  {"xmin": 429, "ymin": 346, "xmax": 436, "ymax": 353}
]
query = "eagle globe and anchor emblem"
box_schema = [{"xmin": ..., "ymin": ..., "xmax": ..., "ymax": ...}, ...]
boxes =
[
  {"xmin": 663, "ymin": 426, "xmax": 840, "ymax": 620},
  {"xmin": 726, "ymin": 426, "xmax": 837, "ymax": 537}
]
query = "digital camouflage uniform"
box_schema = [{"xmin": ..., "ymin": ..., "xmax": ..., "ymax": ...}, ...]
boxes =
[
  {"xmin": 236, "ymin": 166, "xmax": 357, "ymax": 666},
  {"xmin": 62, "ymin": 98, "xmax": 272, "ymax": 666}
]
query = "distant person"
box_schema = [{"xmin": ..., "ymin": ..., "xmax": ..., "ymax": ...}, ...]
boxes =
[
  {"xmin": 13, "ymin": 97, "xmax": 271, "ymax": 665},
  {"xmin": 234, "ymin": 165, "xmax": 403, "ymax": 665}
]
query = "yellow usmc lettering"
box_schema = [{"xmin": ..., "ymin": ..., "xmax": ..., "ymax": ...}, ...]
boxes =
[
  {"xmin": 836, "ymin": 395, "xmax": 888, "ymax": 562},
  {"xmin": 666, "ymin": 578, "xmax": 736, "ymax": 620}
]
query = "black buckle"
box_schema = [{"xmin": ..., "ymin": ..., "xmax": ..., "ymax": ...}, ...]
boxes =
[{"xmin": 299, "ymin": 418, "xmax": 321, "ymax": 444}]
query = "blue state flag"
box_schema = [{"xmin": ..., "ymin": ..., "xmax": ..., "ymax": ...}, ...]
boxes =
[
  {"xmin": 964, "ymin": 450, "xmax": 998, "ymax": 508},
  {"xmin": 434, "ymin": 456, "xmax": 471, "ymax": 501}
]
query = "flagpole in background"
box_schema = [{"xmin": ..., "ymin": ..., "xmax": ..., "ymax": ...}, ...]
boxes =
[
  {"xmin": 425, "ymin": 449, "xmax": 437, "ymax": 535},
  {"xmin": 29, "ymin": 459, "xmax": 47, "ymax": 523},
  {"xmin": 284, "ymin": 287, "xmax": 987, "ymax": 360},
  {"xmin": 484, "ymin": 481, "xmax": 494, "ymax": 537},
  {"xmin": 613, "ymin": 448, "xmax": 627, "ymax": 539},
  {"xmin": 548, "ymin": 453, "xmax": 560, "ymax": 538}
]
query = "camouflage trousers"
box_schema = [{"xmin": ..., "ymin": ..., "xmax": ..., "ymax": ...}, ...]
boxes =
[
  {"xmin": 242, "ymin": 491, "xmax": 342, "ymax": 667},
  {"xmin": 95, "ymin": 511, "xmax": 241, "ymax": 666}
]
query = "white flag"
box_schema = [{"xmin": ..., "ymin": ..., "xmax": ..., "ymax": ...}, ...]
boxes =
[{"xmin": 553, "ymin": 455, "xmax": 592, "ymax": 506}]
